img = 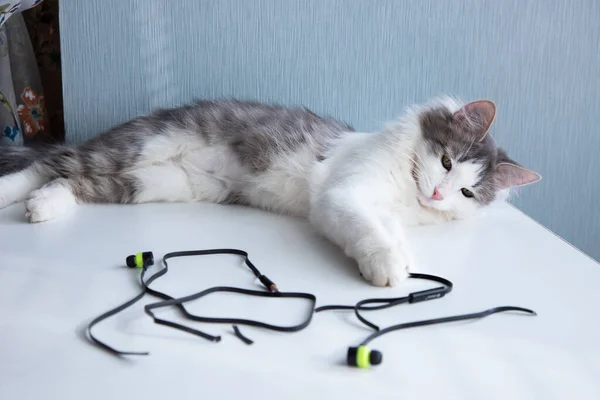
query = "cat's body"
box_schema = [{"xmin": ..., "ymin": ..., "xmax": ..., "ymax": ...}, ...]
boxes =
[{"xmin": 0, "ymin": 97, "xmax": 541, "ymax": 286}]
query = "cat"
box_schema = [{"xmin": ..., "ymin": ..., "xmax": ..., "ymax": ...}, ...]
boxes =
[{"xmin": 0, "ymin": 96, "xmax": 540, "ymax": 286}]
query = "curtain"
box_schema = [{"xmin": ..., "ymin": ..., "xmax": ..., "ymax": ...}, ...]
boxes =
[{"xmin": 0, "ymin": 0, "xmax": 52, "ymax": 146}]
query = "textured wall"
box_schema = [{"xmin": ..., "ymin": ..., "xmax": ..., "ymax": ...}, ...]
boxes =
[{"xmin": 59, "ymin": 0, "xmax": 600, "ymax": 261}]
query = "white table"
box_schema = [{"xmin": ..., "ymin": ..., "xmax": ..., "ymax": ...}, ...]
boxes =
[{"xmin": 0, "ymin": 201, "xmax": 598, "ymax": 400}]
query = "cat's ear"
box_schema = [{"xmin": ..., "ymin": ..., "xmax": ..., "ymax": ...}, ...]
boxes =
[
  {"xmin": 453, "ymin": 100, "xmax": 496, "ymax": 142},
  {"xmin": 495, "ymin": 162, "xmax": 542, "ymax": 189}
]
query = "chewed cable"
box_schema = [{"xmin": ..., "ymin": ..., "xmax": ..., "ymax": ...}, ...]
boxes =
[
  {"xmin": 233, "ymin": 326, "xmax": 254, "ymax": 345},
  {"xmin": 85, "ymin": 249, "xmax": 315, "ymax": 356},
  {"xmin": 142, "ymin": 250, "xmax": 316, "ymax": 335}
]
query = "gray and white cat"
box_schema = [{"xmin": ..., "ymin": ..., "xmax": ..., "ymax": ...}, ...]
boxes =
[{"xmin": 0, "ymin": 96, "xmax": 540, "ymax": 286}]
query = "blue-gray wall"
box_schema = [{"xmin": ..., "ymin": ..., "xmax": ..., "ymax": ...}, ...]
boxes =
[{"xmin": 59, "ymin": 0, "xmax": 600, "ymax": 261}]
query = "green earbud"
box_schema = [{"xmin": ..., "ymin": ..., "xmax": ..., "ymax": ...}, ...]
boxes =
[
  {"xmin": 347, "ymin": 346, "xmax": 383, "ymax": 368},
  {"xmin": 126, "ymin": 252, "xmax": 154, "ymax": 269}
]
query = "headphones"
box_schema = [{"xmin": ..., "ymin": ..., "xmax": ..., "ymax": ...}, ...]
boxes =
[{"xmin": 86, "ymin": 250, "xmax": 537, "ymax": 369}]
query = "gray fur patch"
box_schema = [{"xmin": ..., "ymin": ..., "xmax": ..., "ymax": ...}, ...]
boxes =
[{"xmin": 182, "ymin": 100, "xmax": 353, "ymax": 172}]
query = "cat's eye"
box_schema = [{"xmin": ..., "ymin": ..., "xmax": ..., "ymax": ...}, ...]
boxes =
[
  {"xmin": 441, "ymin": 155, "xmax": 452, "ymax": 171},
  {"xmin": 461, "ymin": 188, "xmax": 474, "ymax": 198}
]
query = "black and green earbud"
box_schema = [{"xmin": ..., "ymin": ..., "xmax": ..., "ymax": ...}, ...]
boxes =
[
  {"xmin": 347, "ymin": 346, "xmax": 383, "ymax": 368},
  {"xmin": 126, "ymin": 252, "xmax": 154, "ymax": 269}
]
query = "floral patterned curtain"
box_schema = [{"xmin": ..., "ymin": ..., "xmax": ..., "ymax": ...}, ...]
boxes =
[{"xmin": 0, "ymin": 0, "xmax": 53, "ymax": 146}]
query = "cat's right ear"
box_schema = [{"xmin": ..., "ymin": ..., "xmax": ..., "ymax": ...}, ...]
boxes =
[
  {"xmin": 495, "ymin": 162, "xmax": 542, "ymax": 189},
  {"xmin": 453, "ymin": 100, "xmax": 497, "ymax": 142}
]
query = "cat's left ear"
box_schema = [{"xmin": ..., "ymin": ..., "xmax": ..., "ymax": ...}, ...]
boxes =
[
  {"xmin": 495, "ymin": 162, "xmax": 542, "ymax": 189},
  {"xmin": 453, "ymin": 100, "xmax": 496, "ymax": 142}
]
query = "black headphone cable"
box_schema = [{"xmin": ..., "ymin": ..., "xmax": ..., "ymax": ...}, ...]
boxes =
[{"xmin": 86, "ymin": 249, "xmax": 537, "ymax": 369}]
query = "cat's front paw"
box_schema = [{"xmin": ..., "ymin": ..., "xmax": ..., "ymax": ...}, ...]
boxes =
[
  {"xmin": 357, "ymin": 247, "xmax": 410, "ymax": 287},
  {"xmin": 24, "ymin": 185, "xmax": 76, "ymax": 223}
]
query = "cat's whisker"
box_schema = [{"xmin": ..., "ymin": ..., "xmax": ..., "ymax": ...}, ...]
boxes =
[
  {"xmin": 402, "ymin": 149, "xmax": 433, "ymax": 187},
  {"xmin": 406, "ymin": 153, "xmax": 433, "ymax": 189},
  {"xmin": 411, "ymin": 163, "xmax": 431, "ymax": 189}
]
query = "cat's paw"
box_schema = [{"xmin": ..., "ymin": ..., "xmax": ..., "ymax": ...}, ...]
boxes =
[
  {"xmin": 357, "ymin": 247, "xmax": 410, "ymax": 287},
  {"xmin": 25, "ymin": 185, "xmax": 76, "ymax": 223}
]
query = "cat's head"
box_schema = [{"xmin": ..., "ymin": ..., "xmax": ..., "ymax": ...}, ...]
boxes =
[{"xmin": 397, "ymin": 97, "xmax": 541, "ymax": 218}]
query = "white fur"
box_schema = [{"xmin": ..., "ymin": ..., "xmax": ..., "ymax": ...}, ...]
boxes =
[
  {"xmin": 131, "ymin": 131, "xmax": 246, "ymax": 204},
  {"xmin": 243, "ymin": 148, "xmax": 316, "ymax": 217}
]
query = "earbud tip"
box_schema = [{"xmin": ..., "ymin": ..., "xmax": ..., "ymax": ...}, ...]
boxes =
[
  {"xmin": 347, "ymin": 347, "xmax": 358, "ymax": 366},
  {"xmin": 126, "ymin": 255, "xmax": 136, "ymax": 268},
  {"xmin": 369, "ymin": 350, "xmax": 383, "ymax": 365}
]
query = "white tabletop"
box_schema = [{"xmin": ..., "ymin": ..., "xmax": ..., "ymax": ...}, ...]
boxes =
[{"xmin": 0, "ymin": 201, "xmax": 598, "ymax": 400}]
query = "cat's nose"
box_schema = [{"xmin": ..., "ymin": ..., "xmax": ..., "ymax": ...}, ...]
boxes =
[{"xmin": 431, "ymin": 188, "xmax": 444, "ymax": 201}]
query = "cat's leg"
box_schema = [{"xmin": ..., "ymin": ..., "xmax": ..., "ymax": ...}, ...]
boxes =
[
  {"xmin": 309, "ymin": 188, "xmax": 410, "ymax": 287},
  {"xmin": 381, "ymin": 215, "xmax": 416, "ymax": 270},
  {"xmin": 25, "ymin": 173, "xmax": 138, "ymax": 223},
  {"xmin": 24, "ymin": 162, "xmax": 232, "ymax": 222},
  {"xmin": 0, "ymin": 165, "xmax": 49, "ymax": 208}
]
